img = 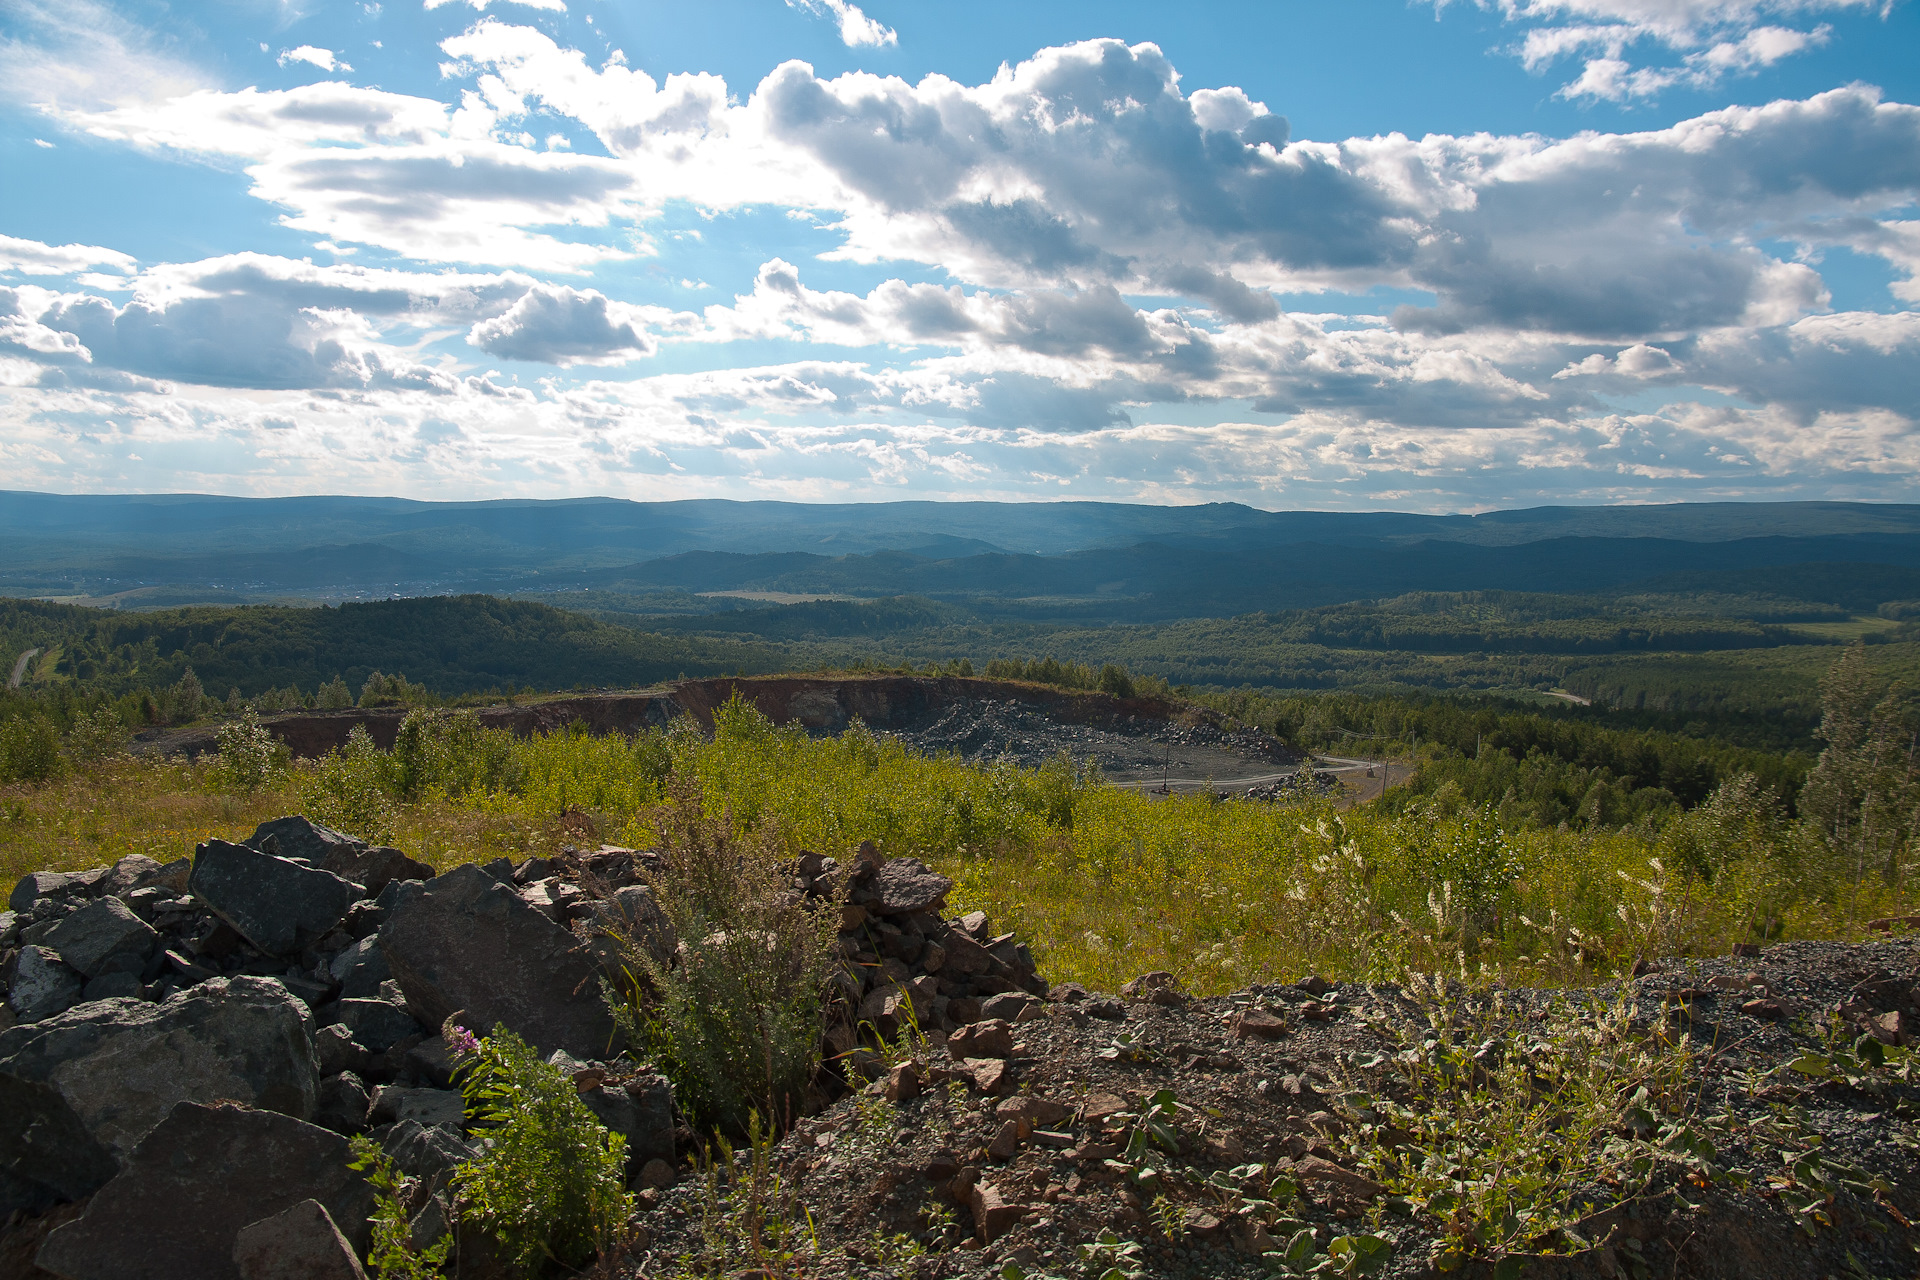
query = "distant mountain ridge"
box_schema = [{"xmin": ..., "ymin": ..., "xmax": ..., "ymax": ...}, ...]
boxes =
[{"xmin": 6, "ymin": 491, "xmax": 1920, "ymax": 616}]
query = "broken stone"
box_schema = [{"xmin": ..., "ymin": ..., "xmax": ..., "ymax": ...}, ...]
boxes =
[
  {"xmin": 967, "ymin": 1179, "xmax": 1031, "ymax": 1243},
  {"xmin": 595, "ymin": 885, "xmax": 675, "ymax": 967},
  {"xmin": 1232, "ymin": 1007, "xmax": 1290, "ymax": 1041},
  {"xmin": 1120, "ymin": 971, "xmax": 1187, "ymax": 1005},
  {"xmin": 960, "ymin": 1057, "xmax": 1013, "ymax": 1095},
  {"xmin": 579, "ymin": 1073, "xmax": 675, "ymax": 1168},
  {"xmin": 1296, "ymin": 974, "xmax": 1334, "ymax": 996},
  {"xmin": 190, "ymin": 840, "xmax": 361, "ymax": 957},
  {"xmin": 129, "ymin": 857, "xmax": 193, "ymax": 897},
  {"xmin": 404, "ymin": 1035, "xmax": 458, "ymax": 1088},
  {"xmin": 979, "ymin": 992, "xmax": 1036, "ymax": 1022},
  {"xmin": 327, "ymin": 936, "xmax": 390, "ymax": 1000},
  {"xmin": 45, "ymin": 894, "xmax": 160, "ymax": 978},
  {"xmin": 95, "ymin": 855, "xmax": 164, "ymax": 900},
  {"xmin": 314, "ymin": 1072, "xmax": 372, "ymax": 1134},
  {"xmin": 635, "ymin": 1158, "xmax": 677, "ymax": 1191},
  {"xmin": 313, "ymin": 1024, "xmax": 370, "ymax": 1078},
  {"xmin": 9, "ymin": 871, "xmax": 78, "ymax": 915},
  {"xmin": 379, "ymin": 863, "xmax": 617, "ymax": 1061},
  {"xmin": 374, "ymin": 1085, "xmax": 465, "ymax": 1129},
  {"xmin": 379, "ymin": 1119, "xmax": 476, "ymax": 1193},
  {"xmin": 246, "ymin": 816, "xmax": 366, "ymax": 866},
  {"xmin": 232, "ymin": 1198, "xmax": 369, "ymax": 1280},
  {"xmin": 1284, "ymin": 1154, "xmax": 1384, "ymax": 1197},
  {"xmin": 35, "ymin": 1101, "xmax": 376, "ymax": 1280},
  {"xmin": 948, "ymin": 1018, "xmax": 1014, "ymax": 1059},
  {"xmin": 1870, "ymin": 1009, "xmax": 1912, "ymax": 1045},
  {"xmin": 327, "ymin": 997, "xmax": 420, "ymax": 1053},
  {"xmin": 82, "ymin": 972, "xmax": 143, "ymax": 1002},
  {"xmin": 7, "ymin": 945, "xmax": 81, "ymax": 1024},
  {"xmin": 987, "ymin": 1118, "xmax": 1026, "ymax": 1160},
  {"xmin": 956, "ymin": 910, "xmax": 990, "ymax": 940},
  {"xmin": 0, "ymin": 975, "xmax": 318, "ymax": 1214},
  {"xmin": 883, "ymin": 1060, "xmax": 922, "ymax": 1102},
  {"xmin": 996, "ymin": 1095, "xmax": 1073, "ymax": 1126},
  {"xmin": 872, "ymin": 857, "xmax": 952, "ymax": 915}
]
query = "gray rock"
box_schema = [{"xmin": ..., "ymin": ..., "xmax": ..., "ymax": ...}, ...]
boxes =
[
  {"xmin": 249, "ymin": 817, "xmax": 431, "ymax": 897},
  {"xmin": 233, "ymin": 1198, "xmax": 370, "ymax": 1280},
  {"xmin": 373, "ymin": 1085, "xmax": 464, "ymax": 1129},
  {"xmin": 327, "ymin": 997, "xmax": 420, "ymax": 1053},
  {"xmin": 46, "ymin": 897, "xmax": 159, "ymax": 978},
  {"xmin": 379, "ymin": 863, "xmax": 618, "ymax": 1061},
  {"xmin": 403, "ymin": 1034, "xmax": 458, "ymax": 1087},
  {"xmin": 314, "ymin": 1071, "xmax": 372, "ymax": 1134},
  {"xmin": 190, "ymin": 840, "xmax": 361, "ymax": 956},
  {"xmin": 0, "ymin": 975, "xmax": 318, "ymax": 1213},
  {"xmin": 96, "ymin": 854, "xmax": 164, "ymax": 899},
  {"xmin": 0, "ymin": 909, "xmax": 18, "ymax": 945},
  {"xmin": 328, "ymin": 935, "xmax": 390, "ymax": 999},
  {"xmin": 276, "ymin": 974, "xmax": 336, "ymax": 1008},
  {"xmin": 10, "ymin": 871, "xmax": 78, "ymax": 914},
  {"xmin": 579, "ymin": 1073, "xmax": 675, "ymax": 1170},
  {"xmin": 314, "ymin": 1024, "xmax": 372, "ymax": 1077},
  {"xmin": 873, "ymin": 857, "xmax": 952, "ymax": 915},
  {"xmin": 245, "ymin": 815, "xmax": 366, "ymax": 866},
  {"xmin": 83, "ymin": 971, "xmax": 144, "ymax": 1002},
  {"xmin": 129, "ymin": 857, "xmax": 193, "ymax": 896},
  {"xmin": 8, "ymin": 945, "xmax": 82, "ymax": 1023},
  {"xmin": 380, "ymin": 1117, "xmax": 476, "ymax": 1191},
  {"xmin": 35, "ymin": 1101, "xmax": 376, "ymax": 1280},
  {"xmin": 595, "ymin": 885, "xmax": 675, "ymax": 967}
]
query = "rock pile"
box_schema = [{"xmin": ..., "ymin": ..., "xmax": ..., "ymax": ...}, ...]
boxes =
[
  {"xmin": 804, "ymin": 841, "xmax": 1050, "ymax": 1091},
  {"xmin": 0, "ymin": 817, "xmax": 679, "ymax": 1277},
  {"xmin": 0, "ymin": 816, "xmax": 1057, "ymax": 1277}
]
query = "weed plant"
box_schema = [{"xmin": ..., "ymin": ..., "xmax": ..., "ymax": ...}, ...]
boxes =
[
  {"xmin": 677, "ymin": 1111, "xmax": 814, "ymax": 1279},
  {"xmin": 3, "ymin": 683, "xmax": 1914, "ymax": 997},
  {"xmin": 452, "ymin": 1024, "xmax": 632, "ymax": 1276},
  {"xmin": 610, "ymin": 773, "xmax": 843, "ymax": 1137},
  {"xmin": 1333, "ymin": 977, "xmax": 1706, "ymax": 1271}
]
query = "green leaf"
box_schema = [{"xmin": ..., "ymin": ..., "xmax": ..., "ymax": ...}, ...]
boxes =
[{"xmin": 1783, "ymin": 1054, "xmax": 1832, "ymax": 1077}]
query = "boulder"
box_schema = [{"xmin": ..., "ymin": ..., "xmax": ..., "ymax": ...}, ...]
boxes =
[
  {"xmin": 95, "ymin": 855, "xmax": 164, "ymax": 899},
  {"xmin": 83, "ymin": 972, "xmax": 143, "ymax": 1002},
  {"xmin": 233, "ymin": 1199, "xmax": 369, "ymax": 1280},
  {"xmin": 314, "ymin": 1071, "xmax": 373, "ymax": 1134},
  {"xmin": 314, "ymin": 1024, "xmax": 372, "ymax": 1077},
  {"xmin": 380, "ymin": 1118, "xmax": 477, "ymax": 1194},
  {"xmin": 9, "ymin": 871, "xmax": 78, "ymax": 914},
  {"xmin": 872, "ymin": 857, "xmax": 952, "ymax": 916},
  {"xmin": 948, "ymin": 1018, "xmax": 1014, "ymax": 1059},
  {"xmin": 327, "ymin": 997, "xmax": 421, "ymax": 1053},
  {"xmin": 245, "ymin": 816, "xmax": 366, "ymax": 867},
  {"xmin": 190, "ymin": 840, "xmax": 362, "ymax": 957},
  {"xmin": 577, "ymin": 1073, "xmax": 675, "ymax": 1171},
  {"xmin": 0, "ymin": 975, "xmax": 318, "ymax": 1213},
  {"xmin": 373, "ymin": 1085, "xmax": 465, "ymax": 1129},
  {"xmin": 45, "ymin": 897, "xmax": 158, "ymax": 978},
  {"xmin": 129, "ymin": 857, "xmax": 193, "ymax": 896},
  {"xmin": 7, "ymin": 945, "xmax": 81, "ymax": 1023},
  {"xmin": 379, "ymin": 863, "xmax": 618, "ymax": 1061},
  {"xmin": 328, "ymin": 936, "xmax": 391, "ymax": 1000},
  {"xmin": 35, "ymin": 1101, "xmax": 376, "ymax": 1280}
]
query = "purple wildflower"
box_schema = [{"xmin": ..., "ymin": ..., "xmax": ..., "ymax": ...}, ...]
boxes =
[{"xmin": 448, "ymin": 1025, "xmax": 481, "ymax": 1057}]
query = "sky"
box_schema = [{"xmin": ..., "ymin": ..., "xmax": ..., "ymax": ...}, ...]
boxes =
[{"xmin": 1, "ymin": 0, "xmax": 1917, "ymax": 512}]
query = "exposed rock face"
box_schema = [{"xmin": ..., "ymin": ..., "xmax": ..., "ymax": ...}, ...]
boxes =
[
  {"xmin": 7, "ymin": 946, "xmax": 81, "ymax": 1024},
  {"xmin": 0, "ymin": 976, "xmax": 318, "ymax": 1213},
  {"xmin": 45, "ymin": 897, "xmax": 159, "ymax": 978},
  {"xmin": 379, "ymin": 863, "xmax": 618, "ymax": 1061},
  {"xmin": 232, "ymin": 1199, "xmax": 370, "ymax": 1280},
  {"xmin": 190, "ymin": 840, "xmax": 362, "ymax": 956},
  {"xmin": 35, "ymin": 1101, "xmax": 376, "ymax": 1280}
]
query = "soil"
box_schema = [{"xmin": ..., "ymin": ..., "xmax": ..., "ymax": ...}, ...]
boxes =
[{"xmin": 633, "ymin": 937, "xmax": 1920, "ymax": 1280}]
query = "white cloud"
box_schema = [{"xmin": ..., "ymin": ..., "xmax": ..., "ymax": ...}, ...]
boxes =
[
  {"xmin": 0, "ymin": 0, "xmax": 210, "ymax": 112},
  {"xmin": 0, "ymin": 235, "xmax": 137, "ymax": 277},
  {"xmin": 278, "ymin": 46, "xmax": 352, "ymax": 73},
  {"xmin": 467, "ymin": 283, "xmax": 667, "ymax": 364},
  {"xmin": 788, "ymin": 0, "xmax": 898, "ymax": 48},
  {"xmin": 425, "ymin": 0, "xmax": 568, "ymax": 10},
  {"xmin": 1460, "ymin": 0, "xmax": 1887, "ymax": 100}
]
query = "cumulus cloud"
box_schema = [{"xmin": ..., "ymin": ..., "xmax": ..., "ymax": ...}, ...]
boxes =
[
  {"xmin": 467, "ymin": 284, "xmax": 662, "ymax": 363},
  {"xmin": 787, "ymin": 0, "xmax": 898, "ymax": 48},
  {"xmin": 277, "ymin": 46, "xmax": 352, "ymax": 72}
]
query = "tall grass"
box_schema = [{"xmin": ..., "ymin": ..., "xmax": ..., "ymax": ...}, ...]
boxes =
[{"xmin": 5, "ymin": 696, "xmax": 1911, "ymax": 994}]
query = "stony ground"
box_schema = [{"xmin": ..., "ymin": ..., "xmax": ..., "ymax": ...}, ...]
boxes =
[
  {"xmin": 885, "ymin": 697, "xmax": 1297, "ymax": 788},
  {"xmin": 634, "ymin": 938, "xmax": 1920, "ymax": 1280}
]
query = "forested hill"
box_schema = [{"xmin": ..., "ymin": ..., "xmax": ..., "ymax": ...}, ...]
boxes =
[{"xmin": 0, "ymin": 596, "xmax": 783, "ymax": 699}]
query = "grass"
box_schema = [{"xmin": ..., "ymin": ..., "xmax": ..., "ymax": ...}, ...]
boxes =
[{"xmin": 6, "ymin": 698, "xmax": 1912, "ymax": 995}]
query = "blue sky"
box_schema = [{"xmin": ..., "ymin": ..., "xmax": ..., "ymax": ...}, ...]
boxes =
[{"xmin": 1, "ymin": 0, "xmax": 1917, "ymax": 512}]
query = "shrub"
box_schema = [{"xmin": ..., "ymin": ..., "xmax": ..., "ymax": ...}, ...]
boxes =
[
  {"xmin": 63, "ymin": 706, "xmax": 130, "ymax": 765},
  {"xmin": 0, "ymin": 714, "xmax": 62, "ymax": 783},
  {"xmin": 210, "ymin": 709, "xmax": 284, "ymax": 795},
  {"xmin": 453, "ymin": 1024, "xmax": 632, "ymax": 1276},
  {"xmin": 299, "ymin": 723, "xmax": 399, "ymax": 842},
  {"xmin": 616, "ymin": 776, "xmax": 843, "ymax": 1137},
  {"xmin": 347, "ymin": 1136, "xmax": 454, "ymax": 1280}
]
